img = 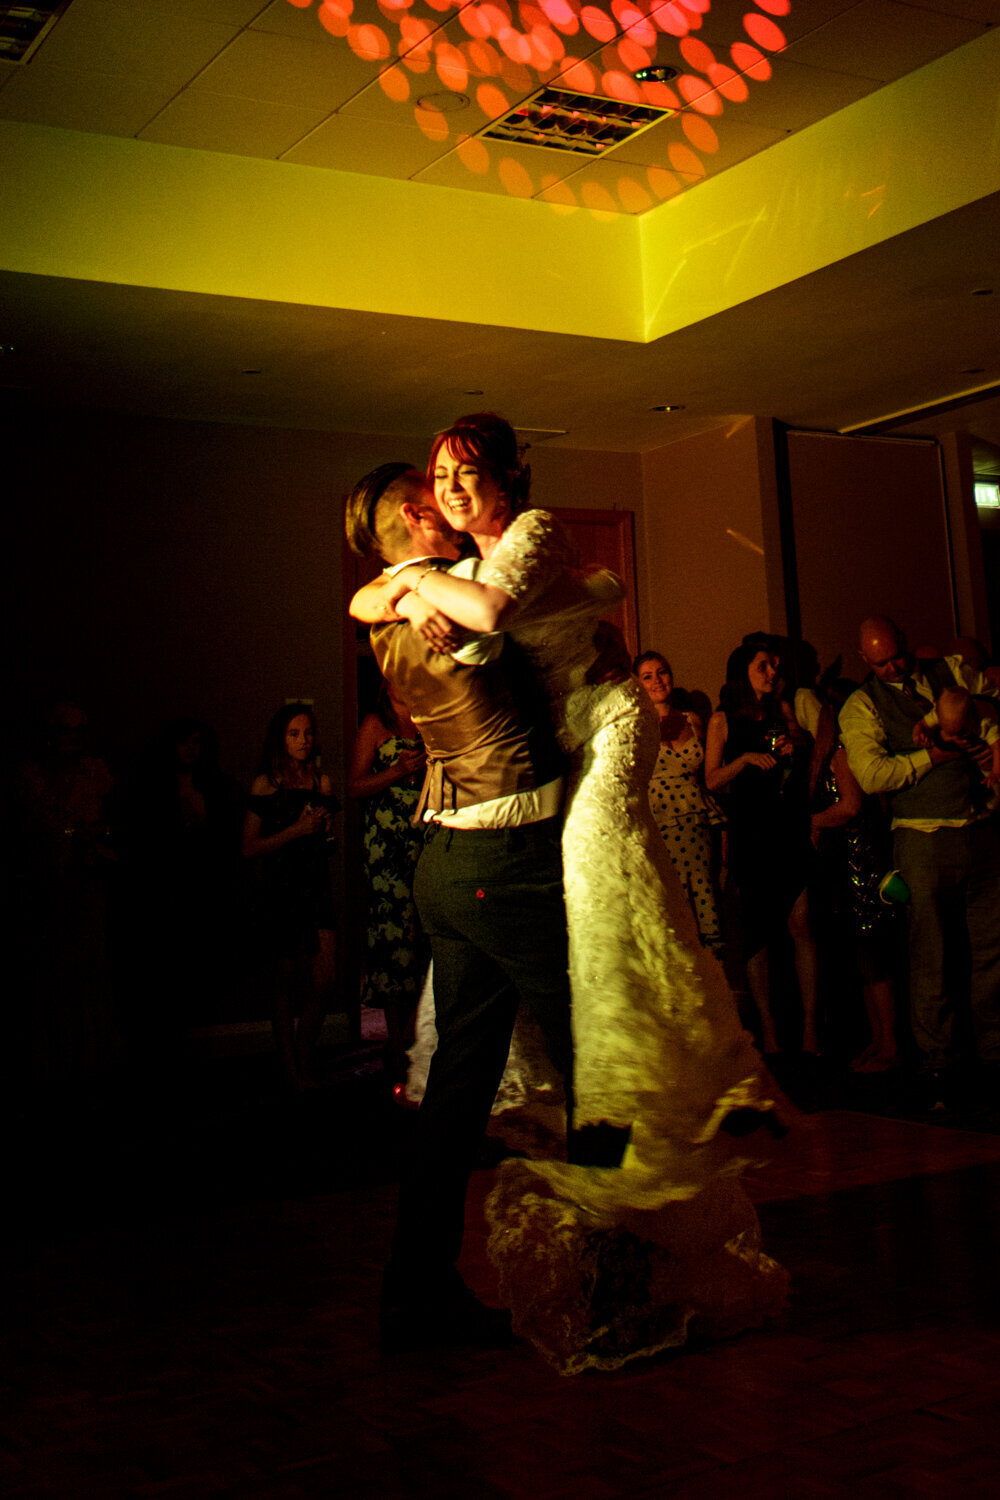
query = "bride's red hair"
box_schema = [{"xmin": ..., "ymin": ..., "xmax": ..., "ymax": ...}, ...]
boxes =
[{"xmin": 428, "ymin": 412, "xmax": 532, "ymax": 513}]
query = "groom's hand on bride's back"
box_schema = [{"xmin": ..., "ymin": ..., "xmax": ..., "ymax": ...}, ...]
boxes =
[{"xmin": 586, "ymin": 621, "xmax": 631, "ymax": 685}]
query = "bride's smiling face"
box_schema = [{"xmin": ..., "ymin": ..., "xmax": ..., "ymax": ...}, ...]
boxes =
[{"xmin": 432, "ymin": 443, "xmax": 510, "ymax": 537}]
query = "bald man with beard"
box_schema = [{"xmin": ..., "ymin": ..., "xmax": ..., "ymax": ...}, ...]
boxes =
[{"xmin": 839, "ymin": 616, "xmax": 1000, "ymax": 1102}]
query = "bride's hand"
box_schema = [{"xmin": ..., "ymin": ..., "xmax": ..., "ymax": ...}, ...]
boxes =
[{"xmin": 397, "ymin": 592, "xmax": 460, "ymax": 653}]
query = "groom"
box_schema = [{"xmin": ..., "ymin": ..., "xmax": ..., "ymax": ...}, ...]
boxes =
[{"xmin": 345, "ymin": 462, "xmax": 576, "ymax": 1352}]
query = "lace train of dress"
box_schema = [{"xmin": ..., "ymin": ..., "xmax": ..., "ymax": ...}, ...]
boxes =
[{"xmin": 485, "ymin": 674, "xmax": 788, "ymax": 1371}]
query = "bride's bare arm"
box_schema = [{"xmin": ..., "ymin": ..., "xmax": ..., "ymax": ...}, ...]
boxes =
[
  {"xmin": 387, "ymin": 563, "xmax": 516, "ymax": 633},
  {"xmin": 349, "ymin": 573, "xmax": 398, "ymax": 623}
]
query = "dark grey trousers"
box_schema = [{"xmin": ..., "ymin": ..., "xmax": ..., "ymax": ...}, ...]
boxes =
[
  {"xmin": 386, "ymin": 816, "xmax": 573, "ymax": 1299},
  {"xmin": 894, "ymin": 820, "xmax": 1000, "ymax": 1066}
]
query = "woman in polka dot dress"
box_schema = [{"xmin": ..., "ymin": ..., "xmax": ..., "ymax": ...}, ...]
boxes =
[{"xmin": 635, "ymin": 651, "xmax": 725, "ymax": 957}]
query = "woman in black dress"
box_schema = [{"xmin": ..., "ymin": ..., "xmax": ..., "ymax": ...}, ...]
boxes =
[
  {"xmin": 243, "ymin": 703, "xmax": 339, "ymax": 1089},
  {"xmin": 705, "ymin": 642, "xmax": 818, "ymax": 1056}
]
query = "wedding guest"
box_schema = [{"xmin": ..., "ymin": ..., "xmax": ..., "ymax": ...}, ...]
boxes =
[
  {"xmin": 243, "ymin": 704, "xmax": 339, "ymax": 1090},
  {"xmin": 706, "ymin": 643, "xmax": 818, "ymax": 1056},
  {"xmin": 635, "ymin": 650, "xmax": 724, "ymax": 955}
]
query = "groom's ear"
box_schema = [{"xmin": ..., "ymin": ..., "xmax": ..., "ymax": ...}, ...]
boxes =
[{"xmin": 399, "ymin": 499, "xmax": 423, "ymax": 528}]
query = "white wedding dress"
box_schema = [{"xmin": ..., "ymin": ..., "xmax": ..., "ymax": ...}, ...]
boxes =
[{"xmin": 411, "ymin": 510, "xmax": 788, "ymax": 1373}]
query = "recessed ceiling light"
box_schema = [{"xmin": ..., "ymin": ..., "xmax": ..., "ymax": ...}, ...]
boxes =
[
  {"xmin": 633, "ymin": 66, "xmax": 679, "ymax": 84},
  {"xmin": 0, "ymin": 343, "xmax": 16, "ymax": 355},
  {"xmin": 962, "ymin": 367, "xmax": 985, "ymax": 375},
  {"xmin": 417, "ymin": 92, "xmax": 470, "ymax": 113},
  {"xmin": 463, "ymin": 389, "xmax": 484, "ymax": 395},
  {"xmin": 242, "ymin": 368, "xmax": 262, "ymax": 375},
  {"xmin": 649, "ymin": 404, "xmax": 685, "ymax": 412},
  {"xmin": 971, "ymin": 287, "xmax": 994, "ymax": 296}
]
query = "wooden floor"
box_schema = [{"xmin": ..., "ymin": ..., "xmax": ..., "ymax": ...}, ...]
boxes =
[{"xmin": 6, "ymin": 1068, "xmax": 1000, "ymax": 1499}]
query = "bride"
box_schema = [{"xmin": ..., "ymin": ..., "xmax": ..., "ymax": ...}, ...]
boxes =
[{"xmin": 351, "ymin": 413, "xmax": 788, "ymax": 1373}]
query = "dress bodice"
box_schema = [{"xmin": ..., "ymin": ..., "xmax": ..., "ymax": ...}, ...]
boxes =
[{"xmin": 476, "ymin": 508, "xmax": 633, "ymax": 754}]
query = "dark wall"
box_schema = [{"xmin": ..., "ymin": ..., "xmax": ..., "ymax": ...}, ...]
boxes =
[{"xmin": 6, "ymin": 401, "xmax": 408, "ymax": 788}]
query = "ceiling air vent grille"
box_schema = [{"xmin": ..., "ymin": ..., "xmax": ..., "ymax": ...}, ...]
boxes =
[
  {"xmin": 481, "ymin": 86, "xmax": 674, "ymax": 158},
  {"xmin": 0, "ymin": 1, "xmax": 73, "ymax": 63}
]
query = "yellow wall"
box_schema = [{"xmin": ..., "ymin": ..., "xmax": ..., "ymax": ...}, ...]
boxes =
[
  {"xmin": 640, "ymin": 26, "xmax": 1000, "ymax": 341},
  {"xmin": 0, "ymin": 120, "xmax": 643, "ymax": 342}
]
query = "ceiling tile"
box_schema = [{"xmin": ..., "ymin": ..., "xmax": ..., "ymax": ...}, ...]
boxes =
[
  {"xmin": 0, "ymin": 59, "xmax": 20, "ymax": 89},
  {"xmin": 282, "ymin": 111, "xmax": 454, "ymax": 175},
  {"xmin": 139, "ymin": 89, "xmax": 330, "ymax": 156},
  {"xmin": 191, "ymin": 26, "xmax": 380, "ymax": 110},
  {"xmin": 251, "ymin": 0, "xmax": 393, "ymax": 39},
  {"xmin": 682, "ymin": 0, "xmax": 866, "ymax": 50},
  {"xmin": 0, "ymin": 62, "xmax": 177, "ymax": 135},
  {"xmin": 785, "ymin": 0, "xmax": 986, "ymax": 81},
  {"xmin": 607, "ymin": 111, "xmax": 787, "ymax": 174},
  {"xmin": 414, "ymin": 135, "xmax": 583, "ymax": 198},
  {"xmin": 719, "ymin": 56, "xmax": 883, "ymax": 132},
  {"xmin": 140, "ymin": 0, "xmax": 271, "ymax": 23},
  {"xmin": 537, "ymin": 155, "xmax": 683, "ymax": 214},
  {"xmin": 30, "ymin": 0, "xmax": 238, "ymax": 86},
  {"xmin": 910, "ymin": 0, "xmax": 1000, "ymax": 18}
]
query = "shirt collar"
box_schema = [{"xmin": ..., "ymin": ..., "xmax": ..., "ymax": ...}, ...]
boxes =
[{"xmin": 384, "ymin": 555, "xmax": 454, "ymax": 577}]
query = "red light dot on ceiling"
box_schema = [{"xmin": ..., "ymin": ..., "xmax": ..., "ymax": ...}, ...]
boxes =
[
  {"xmin": 612, "ymin": 0, "xmax": 643, "ymax": 28},
  {"xmin": 437, "ymin": 42, "xmax": 469, "ymax": 90},
  {"xmin": 378, "ymin": 0, "xmax": 413, "ymax": 12},
  {"xmin": 477, "ymin": 80, "xmax": 511, "ymax": 117},
  {"xmin": 668, "ymin": 140, "xmax": 705, "ymax": 176},
  {"xmin": 401, "ymin": 38, "xmax": 433, "ymax": 72},
  {"xmin": 286, "ymin": 0, "xmax": 312, "ymax": 8},
  {"xmin": 678, "ymin": 72, "xmax": 710, "ymax": 105},
  {"xmin": 602, "ymin": 70, "xmax": 641, "ymax": 102},
  {"xmin": 399, "ymin": 15, "xmax": 431, "ymax": 48},
  {"xmin": 618, "ymin": 38, "xmax": 652, "ymax": 71},
  {"xmin": 536, "ymin": 24, "xmax": 565, "ymax": 61},
  {"xmin": 755, "ymin": 0, "xmax": 790, "ymax": 13},
  {"xmin": 319, "ymin": 4, "xmax": 351, "ymax": 37},
  {"xmin": 499, "ymin": 157, "xmax": 535, "ymax": 197},
  {"xmin": 627, "ymin": 16, "xmax": 657, "ymax": 47},
  {"xmin": 647, "ymin": 164, "xmax": 682, "ymax": 198},
  {"xmin": 680, "ymin": 36, "xmax": 715, "ymax": 72},
  {"xmin": 581, "ymin": 6, "xmax": 616, "ymax": 41},
  {"xmin": 743, "ymin": 12, "xmax": 786, "ymax": 51},
  {"xmin": 478, "ymin": 3, "xmax": 509, "ymax": 37},
  {"xmin": 581, "ymin": 180, "xmax": 618, "ymax": 216},
  {"xmin": 460, "ymin": 6, "xmax": 492, "ymax": 38},
  {"xmin": 641, "ymin": 80, "xmax": 679, "ymax": 109},
  {"xmin": 540, "ymin": 174, "xmax": 578, "ymax": 212},
  {"xmin": 652, "ymin": 2, "xmax": 690, "ymax": 38},
  {"xmin": 618, "ymin": 175, "xmax": 652, "ymax": 213},
  {"xmin": 321, "ymin": 0, "xmax": 353, "ymax": 15},
  {"xmin": 348, "ymin": 23, "xmax": 390, "ymax": 60},
  {"xmin": 559, "ymin": 56, "xmax": 597, "ymax": 91},
  {"xmin": 730, "ymin": 40, "xmax": 771, "ymax": 79},
  {"xmin": 539, "ymin": 0, "xmax": 577, "ymax": 28},
  {"xmin": 498, "ymin": 25, "xmax": 531, "ymax": 62},
  {"xmin": 682, "ymin": 111, "xmax": 717, "ymax": 152},
  {"xmin": 680, "ymin": 0, "xmax": 710, "ymax": 12},
  {"xmin": 467, "ymin": 38, "xmax": 501, "ymax": 75},
  {"xmin": 415, "ymin": 104, "xmax": 450, "ymax": 140},
  {"xmin": 707, "ymin": 61, "xmax": 748, "ymax": 101},
  {"xmin": 423, "ymin": 0, "xmax": 454, "ymax": 10},
  {"xmin": 380, "ymin": 66, "xmax": 410, "ymax": 101},
  {"xmin": 457, "ymin": 133, "xmax": 491, "ymax": 173}
]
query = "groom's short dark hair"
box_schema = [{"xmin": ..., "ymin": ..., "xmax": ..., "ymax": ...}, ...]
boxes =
[{"xmin": 345, "ymin": 462, "xmax": 419, "ymax": 560}]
